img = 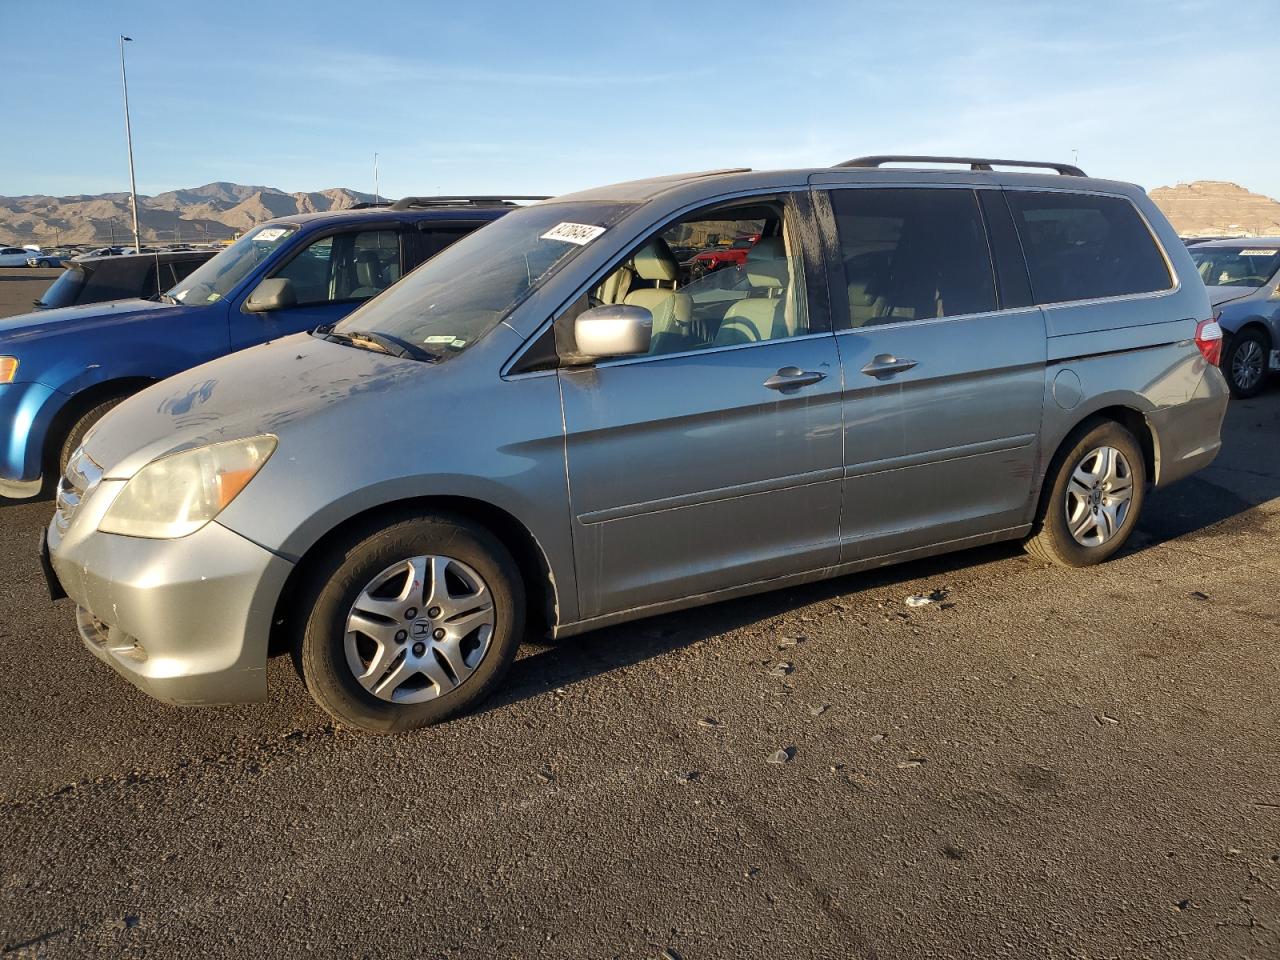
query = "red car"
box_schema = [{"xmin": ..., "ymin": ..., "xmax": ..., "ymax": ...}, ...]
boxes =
[{"xmin": 689, "ymin": 233, "xmax": 760, "ymax": 273}]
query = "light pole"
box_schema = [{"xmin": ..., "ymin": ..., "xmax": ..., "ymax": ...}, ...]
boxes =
[
  {"xmin": 373, "ymin": 152, "xmax": 380, "ymax": 202},
  {"xmin": 119, "ymin": 35, "xmax": 141, "ymax": 252}
]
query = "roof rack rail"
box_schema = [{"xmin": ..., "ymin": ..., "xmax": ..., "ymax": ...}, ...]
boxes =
[
  {"xmin": 836, "ymin": 155, "xmax": 1086, "ymax": 177},
  {"xmin": 389, "ymin": 195, "xmax": 550, "ymax": 211},
  {"xmin": 348, "ymin": 201, "xmax": 393, "ymax": 210}
]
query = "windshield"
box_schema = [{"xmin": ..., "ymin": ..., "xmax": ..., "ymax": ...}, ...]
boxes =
[
  {"xmin": 169, "ymin": 225, "xmax": 298, "ymax": 304},
  {"xmin": 37, "ymin": 264, "xmax": 88, "ymax": 308},
  {"xmin": 330, "ymin": 200, "xmax": 631, "ymax": 358},
  {"xmin": 1190, "ymin": 246, "xmax": 1280, "ymax": 288}
]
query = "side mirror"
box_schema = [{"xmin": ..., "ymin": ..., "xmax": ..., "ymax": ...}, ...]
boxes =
[
  {"xmin": 245, "ymin": 277, "xmax": 297, "ymax": 313},
  {"xmin": 574, "ymin": 304, "xmax": 652, "ymax": 359}
]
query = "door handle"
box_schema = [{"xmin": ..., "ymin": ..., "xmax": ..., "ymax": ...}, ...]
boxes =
[
  {"xmin": 860, "ymin": 354, "xmax": 918, "ymax": 380},
  {"xmin": 764, "ymin": 366, "xmax": 827, "ymax": 390}
]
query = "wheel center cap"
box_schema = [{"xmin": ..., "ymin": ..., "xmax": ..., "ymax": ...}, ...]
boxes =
[{"xmin": 409, "ymin": 619, "xmax": 433, "ymax": 639}]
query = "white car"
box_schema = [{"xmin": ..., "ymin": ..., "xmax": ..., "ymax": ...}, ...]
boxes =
[{"xmin": 0, "ymin": 246, "xmax": 39, "ymax": 267}]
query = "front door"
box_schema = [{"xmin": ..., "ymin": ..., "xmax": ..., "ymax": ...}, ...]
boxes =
[
  {"xmin": 558, "ymin": 194, "xmax": 843, "ymax": 620},
  {"xmin": 822, "ymin": 186, "xmax": 1047, "ymax": 560}
]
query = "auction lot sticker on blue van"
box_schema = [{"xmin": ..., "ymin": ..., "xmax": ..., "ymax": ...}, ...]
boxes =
[{"xmin": 540, "ymin": 222, "xmax": 606, "ymax": 245}]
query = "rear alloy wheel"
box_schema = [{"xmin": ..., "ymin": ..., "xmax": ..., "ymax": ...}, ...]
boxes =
[
  {"xmin": 1025, "ymin": 420, "xmax": 1147, "ymax": 567},
  {"xmin": 1222, "ymin": 329, "xmax": 1269, "ymax": 399},
  {"xmin": 297, "ymin": 513, "xmax": 524, "ymax": 733}
]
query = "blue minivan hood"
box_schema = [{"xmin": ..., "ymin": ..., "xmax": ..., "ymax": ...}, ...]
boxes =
[{"xmin": 0, "ymin": 298, "xmax": 183, "ymax": 343}]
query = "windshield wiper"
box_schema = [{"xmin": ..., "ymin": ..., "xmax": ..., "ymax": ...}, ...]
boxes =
[
  {"xmin": 312, "ymin": 326, "xmax": 437, "ymax": 363},
  {"xmin": 345, "ymin": 330, "xmax": 438, "ymax": 362}
]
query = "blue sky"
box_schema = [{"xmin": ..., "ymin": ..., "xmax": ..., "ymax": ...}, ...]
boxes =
[{"xmin": 4, "ymin": 0, "xmax": 1279, "ymax": 199}]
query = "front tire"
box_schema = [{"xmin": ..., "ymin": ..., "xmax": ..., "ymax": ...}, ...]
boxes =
[
  {"xmin": 1222, "ymin": 328, "xmax": 1269, "ymax": 399},
  {"xmin": 1025, "ymin": 420, "xmax": 1147, "ymax": 567},
  {"xmin": 57, "ymin": 394, "xmax": 130, "ymax": 477},
  {"xmin": 296, "ymin": 513, "xmax": 525, "ymax": 733}
]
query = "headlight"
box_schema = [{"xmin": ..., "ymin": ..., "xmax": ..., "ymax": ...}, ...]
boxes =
[
  {"xmin": 0, "ymin": 357, "xmax": 17, "ymax": 383},
  {"xmin": 98, "ymin": 435, "xmax": 277, "ymax": 539}
]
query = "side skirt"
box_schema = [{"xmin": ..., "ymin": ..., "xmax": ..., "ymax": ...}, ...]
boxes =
[{"xmin": 551, "ymin": 524, "xmax": 1032, "ymax": 639}]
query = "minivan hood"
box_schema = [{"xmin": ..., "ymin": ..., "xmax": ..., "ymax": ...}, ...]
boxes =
[
  {"xmin": 85, "ymin": 333, "xmax": 423, "ymax": 480},
  {"xmin": 1207, "ymin": 285, "xmax": 1259, "ymax": 308}
]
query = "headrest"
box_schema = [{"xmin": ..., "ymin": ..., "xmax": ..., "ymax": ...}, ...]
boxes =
[
  {"xmin": 632, "ymin": 238, "xmax": 680, "ymax": 282},
  {"xmin": 745, "ymin": 236, "xmax": 786, "ymax": 289},
  {"xmin": 848, "ymin": 281, "xmax": 877, "ymax": 306}
]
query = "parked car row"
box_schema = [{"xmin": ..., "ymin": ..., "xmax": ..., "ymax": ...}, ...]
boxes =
[{"xmin": 7, "ymin": 156, "xmax": 1230, "ymax": 734}]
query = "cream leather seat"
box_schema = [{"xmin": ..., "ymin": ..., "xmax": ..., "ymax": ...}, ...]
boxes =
[
  {"xmin": 623, "ymin": 239, "xmax": 693, "ymax": 354},
  {"xmin": 714, "ymin": 238, "xmax": 791, "ymax": 346}
]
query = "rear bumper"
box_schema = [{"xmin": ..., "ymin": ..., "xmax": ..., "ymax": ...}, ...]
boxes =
[
  {"xmin": 0, "ymin": 381, "xmax": 63, "ymax": 493},
  {"xmin": 1150, "ymin": 363, "xmax": 1230, "ymax": 488},
  {"xmin": 48, "ymin": 479, "xmax": 294, "ymax": 704}
]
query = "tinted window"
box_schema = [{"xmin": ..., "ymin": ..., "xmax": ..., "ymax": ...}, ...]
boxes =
[
  {"xmin": 419, "ymin": 226, "xmax": 474, "ymax": 261},
  {"xmin": 1006, "ymin": 192, "xmax": 1172, "ymax": 304},
  {"xmin": 38, "ymin": 264, "xmax": 87, "ymax": 308},
  {"xmin": 829, "ymin": 188, "xmax": 996, "ymax": 327}
]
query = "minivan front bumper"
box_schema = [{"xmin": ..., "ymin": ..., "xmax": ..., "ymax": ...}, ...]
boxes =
[{"xmin": 47, "ymin": 479, "xmax": 294, "ymax": 704}]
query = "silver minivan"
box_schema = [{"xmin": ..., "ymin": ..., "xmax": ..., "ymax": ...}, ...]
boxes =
[{"xmin": 45, "ymin": 156, "xmax": 1230, "ymax": 732}]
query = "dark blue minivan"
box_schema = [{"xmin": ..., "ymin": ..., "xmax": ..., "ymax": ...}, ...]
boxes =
[{"xmin": 0, "ymin": 198, "xmax": 535, "ymax": 498}]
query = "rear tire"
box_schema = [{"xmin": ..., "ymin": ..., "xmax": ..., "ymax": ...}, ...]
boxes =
[
  {"xmin": 1025, "ymin": 420, "xmax": 1147, "ymax": 567},
  {"xmin": 57, "ymin": 395, "xmax": 130, "ymax": 477},
  {"xmin": 1222, "ymin": 328, "xmax": 1269, "ymax": 399},
  {"xmin": 296, "ymin": 512, "xmax": 525, "ymax": 733}
]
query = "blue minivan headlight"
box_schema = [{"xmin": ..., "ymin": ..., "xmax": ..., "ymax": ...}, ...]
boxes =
[{"xmin": 98, "ymin": 436, "xmax": 277, "ymax": 539}]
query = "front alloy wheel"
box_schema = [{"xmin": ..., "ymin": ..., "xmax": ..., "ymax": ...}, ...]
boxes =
[
  {"xmin": 297, "ymin": 513, "xmax": 525, "ymax": 733},
  {"xmin": 1224, "ymin": 330, "xmax": 1268, "ymax": 398},
  {"xmin": 344, "ymin": 555, "xmax": 496, "ymax": 704}
]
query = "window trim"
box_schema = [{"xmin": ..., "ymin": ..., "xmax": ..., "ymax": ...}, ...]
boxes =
[
  {"xmin": 819, "ymin": 183, "xmax": 1002, "ymax": 333},
  {"xmin": 502, "ymin": 186, "xmax": 829, "ymax": 378},
  {"xmin": 1001, "ymin": 186, "xmax": 1180, "ymax": 310}
]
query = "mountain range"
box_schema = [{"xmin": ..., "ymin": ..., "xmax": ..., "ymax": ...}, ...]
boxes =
[
  {"xmin": 0, "ymin": 182, "xmax": 379, "ymax": 245},
  {"xmin": 2, "ymin": 179, "xmax": 1278, "ymax": 246}
]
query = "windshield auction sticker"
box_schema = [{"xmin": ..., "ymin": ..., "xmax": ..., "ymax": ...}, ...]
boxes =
[
  {"xmin": 540, "ymin": 222, "xmax": 606, "ymax": 245},
  {"xmin": 255, "ymin": 228, "xmax": 288, "ymax": 242},
  {"xmin": 1239, "ymin": 249, "xmax": 1277, "ymax": 257}
]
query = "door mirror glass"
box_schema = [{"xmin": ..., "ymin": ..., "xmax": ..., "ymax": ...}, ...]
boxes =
[
  {"xmin": 245, "ymin": 277, "xmax": 297, "ymax": 313},
  {"xmin": 575, "ymin": 304, "xmax": 652, "ymax": 358}
]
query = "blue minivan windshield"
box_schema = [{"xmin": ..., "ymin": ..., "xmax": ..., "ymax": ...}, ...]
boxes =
[
  {"xmin": 330, "ymin": 201, "xmax": 631, "ymax": 359},
  {"xmin": 170, "ymin": 225, "xmax": 298, "ymax": 305}
]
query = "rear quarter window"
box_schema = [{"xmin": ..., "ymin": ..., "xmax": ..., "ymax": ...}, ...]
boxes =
[{"xmin": 1006, "ymin": 192, "xmax": 1172, "ymax": 305}]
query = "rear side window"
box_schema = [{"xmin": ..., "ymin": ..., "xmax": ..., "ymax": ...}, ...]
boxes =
[
  {"xmin": 1005, "ymin": 192, "xmax": 1172, "ymax": 304},
  {"xmin": 829, "ymin": 188, "xmax": 996, "ymax": 327}
]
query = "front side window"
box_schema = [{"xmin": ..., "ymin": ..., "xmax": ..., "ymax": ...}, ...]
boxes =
[
  {"xmin": 271, "ymin": 229, "xmax": 402, "ymax": 306},
  {"xmin": 171, "ymin": 224, "xmax": 298, "ymax": 305},
  {"xmin": 330, "ymin": 200, "xmax": 631, "ymax": 360},
  {"xmin": 1006, "ymin": 191, "xmax": 1172, "ymax": 304},
  {"xmin": 580, "ymin": 198, "xmax": 808, "ymax": 357},
  {"xmin": 1189, "ymin": 245, "xmax": 1280, "ymax": 288},
  {"xmin": 829, "ymin": 188, "xmax": 996, "ymax": 327}
]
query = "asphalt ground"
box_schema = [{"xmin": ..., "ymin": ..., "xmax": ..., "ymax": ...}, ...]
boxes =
[{"xmin": 1, "ymin": 267, "xmax": 1279, "ymax": 958}]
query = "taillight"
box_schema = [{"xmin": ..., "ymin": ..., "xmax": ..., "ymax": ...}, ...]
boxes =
[{"xmin": 1195, "ymin": 317, "xmax": 1223, "ymax": 366}]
